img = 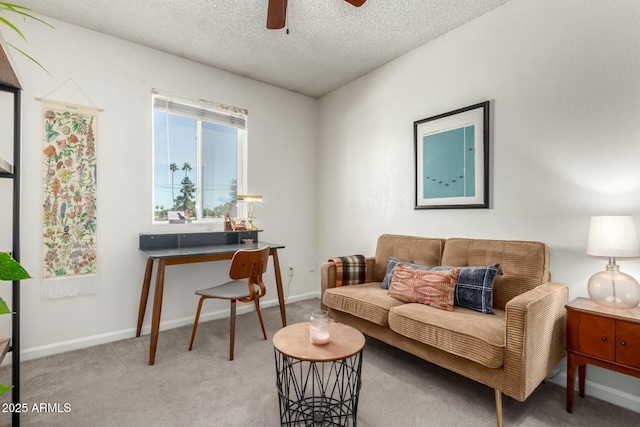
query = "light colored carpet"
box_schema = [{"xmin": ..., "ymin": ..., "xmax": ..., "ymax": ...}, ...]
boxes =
[{"xmin": 1, "ymin": 298, "xmax": 637, "ymax": 426}]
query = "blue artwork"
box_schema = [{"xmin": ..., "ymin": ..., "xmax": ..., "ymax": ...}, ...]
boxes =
[{"xmin": 422, "ymin": 126, "xmax": 475, "ymax": 199}]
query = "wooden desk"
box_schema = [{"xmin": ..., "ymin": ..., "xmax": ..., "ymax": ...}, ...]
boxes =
[
  {"xmin": 565, "ymin": 297, "xmax": 640, "ymax": 413},
  {"xmin": 137, "ymin": 234, "xmax": 286, "ymax": 365}
]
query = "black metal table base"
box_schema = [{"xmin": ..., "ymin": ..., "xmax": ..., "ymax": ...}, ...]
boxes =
[{"xmin": 274, "ymin": 349, "xmax": 363, "ymax": 426}]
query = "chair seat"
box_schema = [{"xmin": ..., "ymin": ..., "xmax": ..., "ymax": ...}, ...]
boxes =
[{"xmin": 196, "ymin": 280, "xmax": 260, "ymax": 299}]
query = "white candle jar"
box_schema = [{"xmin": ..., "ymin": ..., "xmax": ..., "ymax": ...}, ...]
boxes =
[{"xmin": 309, "ymin": 310, "xmax": 330, "ymax": 345}]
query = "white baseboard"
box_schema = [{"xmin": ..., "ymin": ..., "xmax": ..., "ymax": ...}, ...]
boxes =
[
  {"xmin": 20, "ymin": 292, "xmax": 320, "ymax": 362},
  {"xmin": 547, "ymin": 369, "xmax": 640, "ymax": 414}
]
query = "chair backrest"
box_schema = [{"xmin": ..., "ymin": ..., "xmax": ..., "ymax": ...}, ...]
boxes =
[{"xmin": 229, "ymin": 246, "xmax": 269, "ymax": 283}]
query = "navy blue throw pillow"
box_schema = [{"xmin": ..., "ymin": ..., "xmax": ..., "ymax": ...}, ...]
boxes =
[{"xmin": 434, "ymin": 263, "xmax": 500, "ymax": 314}]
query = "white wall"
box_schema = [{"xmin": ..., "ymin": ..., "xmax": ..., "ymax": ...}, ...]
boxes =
[
  {"xmin": 0, "ymin": 16, "xmax": 319, "ymax": 359},
  {"xmin": 318, "ymin": 0, "xmax": 640, "ymax": 413}
]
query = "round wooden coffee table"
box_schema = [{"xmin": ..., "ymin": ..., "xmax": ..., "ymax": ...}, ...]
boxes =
[{"xmin": 273, "ymin": 321, "xmax": 366, "ymax": 426}]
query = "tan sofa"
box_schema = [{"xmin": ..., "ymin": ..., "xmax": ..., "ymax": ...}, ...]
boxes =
[{"xmin": 321, "ymin": 234, "xmax": 568, "ymax": 427}]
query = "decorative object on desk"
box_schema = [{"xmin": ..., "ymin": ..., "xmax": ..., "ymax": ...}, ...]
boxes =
[
  {"xmin": 168, "ymin": 210, "xmax": 186, "ymax": 224},
  {"xmin": 232, "ymin": 217, "xmax": 247, "ymax": 230},
  {"xmin": 310, "ymin": 310, "xmax": 330, "ymax": 345},
  {"xmin": 241, "ymin": 239, "xmax": 254, "ymax": 245},
  {"xmin": 237, "ymin": 194, "xmax": 263, "ymax": 230},
  {"xmin": 587, "ymin": 215, "xmax": 640, "ymax": 310},
  {"xmin": 224, "ymin": 214, "xmax": 233, "ymax": 231},
  {"xmin": 41, "ymin": 99, "xmax": 98, "ymax": 298},
  {"xmin": 0, "ymin": 252, "xmax": 31, "ymax": 395}
]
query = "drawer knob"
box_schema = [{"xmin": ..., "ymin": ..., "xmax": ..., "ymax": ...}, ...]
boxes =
[
  {"xmin": 601, "ymin": 336, "xmax": 607, "ymax": 342},
  {"xmin": 620, "ymin": 341, "xmax": 627, "ymax": 347}
]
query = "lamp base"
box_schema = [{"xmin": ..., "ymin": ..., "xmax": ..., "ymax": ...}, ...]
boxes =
[{"xmin": 587, "ymin": 262, "xmax": 640, "ymax": 310}]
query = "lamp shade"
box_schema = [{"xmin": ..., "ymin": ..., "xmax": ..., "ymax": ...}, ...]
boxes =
[
  {"xmin": 237, "ymin": 194, "xmax": 263, "ymax": 202},
  {"xmin": 587, "ymin": 215, "xmax": 640, "ymax": 258}
]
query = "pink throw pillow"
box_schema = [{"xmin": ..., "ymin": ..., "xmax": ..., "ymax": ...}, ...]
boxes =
[{"xmin": 388, "ymin": 263, "xmax": 460, "ymax": 311}]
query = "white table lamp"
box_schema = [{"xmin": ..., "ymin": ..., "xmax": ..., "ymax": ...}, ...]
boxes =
[{"xmin": 587, "ymin": 215, "xmax": 640, "ymax": 309}]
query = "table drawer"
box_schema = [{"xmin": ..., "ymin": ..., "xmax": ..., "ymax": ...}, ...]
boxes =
[
  {"xmin": 578, "ymin": 312, "xmax": 615, "ymax": 361},
  {"xmin": 617, "ymin": 320, "xmax": 640, "ymax": 368}
]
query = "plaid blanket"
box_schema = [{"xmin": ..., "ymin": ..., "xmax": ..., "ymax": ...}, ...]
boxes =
[{"xmin": 328, "ymin": 255, "xmax": 367, "ymax": 287}]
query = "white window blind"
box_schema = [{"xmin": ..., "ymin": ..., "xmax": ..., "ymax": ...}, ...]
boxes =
[{"xmin": 152, "ymin": 90, "xmax": 247, "ymax": 129}]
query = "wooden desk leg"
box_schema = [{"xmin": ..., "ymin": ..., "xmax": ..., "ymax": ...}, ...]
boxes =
[
  {"xmin": 566, "ymin": 353, "xmax": 575, "ymax": 413},
  {"xmin": 136, "ymin": 259, "xmax": 154, "ymax": 337},
  {"xmin": 271, "ymin": 248, "xmax": 287, "ymax": 327},
  {"xmin": 149, "ymin": 259, "xmax": 166, "ymax": 365},
  {"xmin": 578, "ymin": 364, "xmax": 586, "ymax": 398}
]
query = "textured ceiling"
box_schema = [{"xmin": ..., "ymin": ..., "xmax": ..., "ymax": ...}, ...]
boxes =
[{"xmin": 18, "ymin": 0, "xmax": 511, "ymax": 98}]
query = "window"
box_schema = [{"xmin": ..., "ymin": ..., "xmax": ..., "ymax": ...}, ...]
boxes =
[{"xmin": 152, "ymin": 91, "xmax": 247, "ymax": 223}]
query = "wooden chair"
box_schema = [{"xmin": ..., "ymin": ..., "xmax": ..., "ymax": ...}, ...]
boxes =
[{"xmin": 189, "ymin": 246, "xmax": 270, "ymax": 360}]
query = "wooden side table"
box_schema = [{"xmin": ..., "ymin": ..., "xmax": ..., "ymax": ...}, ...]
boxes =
[
  {"xmin": 565, "ymin": 297, "xmax": 640, "ymax": 412},
  {"xmin": 273, "ymin": 322, "xmax": 366, "ymax": 426}
]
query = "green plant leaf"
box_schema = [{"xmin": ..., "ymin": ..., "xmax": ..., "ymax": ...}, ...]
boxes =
[
  {"xmin": 0, "ymin": 296, "xmax": 11, "ymax": 315},
  {"xmin": 6, "ymin": 42, "xmax": 51, "ymax": 75},
  {"xmin": 0, "ymin": 3, "xmax": 54, "ymax": 29},
  {"xmin": 0, "ymin": 15, "xmax": 25, "ymax": 40},
  {"xmin": 0, "ymin": 252, "xmax": 31, "ymax": 281},
  {"xmin": 0, "ymin": 383, "xmax": 14, "ymax": 396},
  {"xmin": 0, "ymin": 2, "xmax": 54, "ymax": 72},
  {"xmin": 0, "ymin": 2, "xmax": 32, "ymax": 13}
]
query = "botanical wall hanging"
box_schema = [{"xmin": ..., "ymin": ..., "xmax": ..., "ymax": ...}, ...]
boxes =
[{"xmin": 41, "ymin": 99, "xmax": 98, "ymax": 298}]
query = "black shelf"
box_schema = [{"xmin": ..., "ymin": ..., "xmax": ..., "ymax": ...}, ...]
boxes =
[
  {"xmin": 0, "ymin": 80, "xmax": 21, "ymax": 427},
  {"xmin": 139, "ymin": 230, "xmax": 261, "ymax": 251}
]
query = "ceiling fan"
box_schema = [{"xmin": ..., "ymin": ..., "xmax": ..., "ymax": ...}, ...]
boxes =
[{"xmin": 267, "ymin": 0, "xmax": 367, "ymax": 30}]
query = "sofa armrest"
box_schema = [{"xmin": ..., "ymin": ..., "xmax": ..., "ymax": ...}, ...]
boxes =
[
  {"xmin": 503, "ymin": 282, "xmax": 568, "ymax": 401},
  {"xmin": 320, "ymin": 256, "xmax": 375, "ymax": 310}
]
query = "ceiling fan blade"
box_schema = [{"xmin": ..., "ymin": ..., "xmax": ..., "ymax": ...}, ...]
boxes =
[
  {"xmin": 344, "ymin": 0, "xmax": 366, "ymax": 6},
  {"xmin": 267, "ymin": 0, "xmax": 287, "ymax": 29}
]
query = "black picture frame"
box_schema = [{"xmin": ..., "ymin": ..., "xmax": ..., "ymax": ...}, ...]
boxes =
[{"xmin": 414, "ymin": 101, "xmax": 490, "ymax": 209}]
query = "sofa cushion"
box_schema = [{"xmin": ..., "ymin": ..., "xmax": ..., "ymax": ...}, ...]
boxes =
[
  {"xmin": 441, "ymin": 238, "xmax": 549, "ymax": 310},
  {"xmin": 388, "ymin": 263, "xmax": 459, "ymax": 311},
  {"xmin": 323, "ymin": 282, "xmax": 404, "ymax": 326},
  {"xmin": 373, "ymin": 234, "xmax": 444, "ymax": 282},
  {"xmin": 388, "ymin": 303, "xmax": 506, "ymax": 369}
]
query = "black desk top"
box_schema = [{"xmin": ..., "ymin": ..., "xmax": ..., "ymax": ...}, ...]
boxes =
[{"xmin": 141, "ymin": 242, "xmax": 285, "ymax": 259}]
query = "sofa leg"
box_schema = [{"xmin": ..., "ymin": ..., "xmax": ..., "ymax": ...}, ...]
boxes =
[{"xmin": 494, "ymin": 389, "xmax": 503, "ymax": 427}]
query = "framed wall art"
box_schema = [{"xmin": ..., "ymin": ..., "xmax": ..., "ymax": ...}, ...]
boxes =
[{"xmin": 414, "ymin": 101, "xmax": 490, "ymax": 209}]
